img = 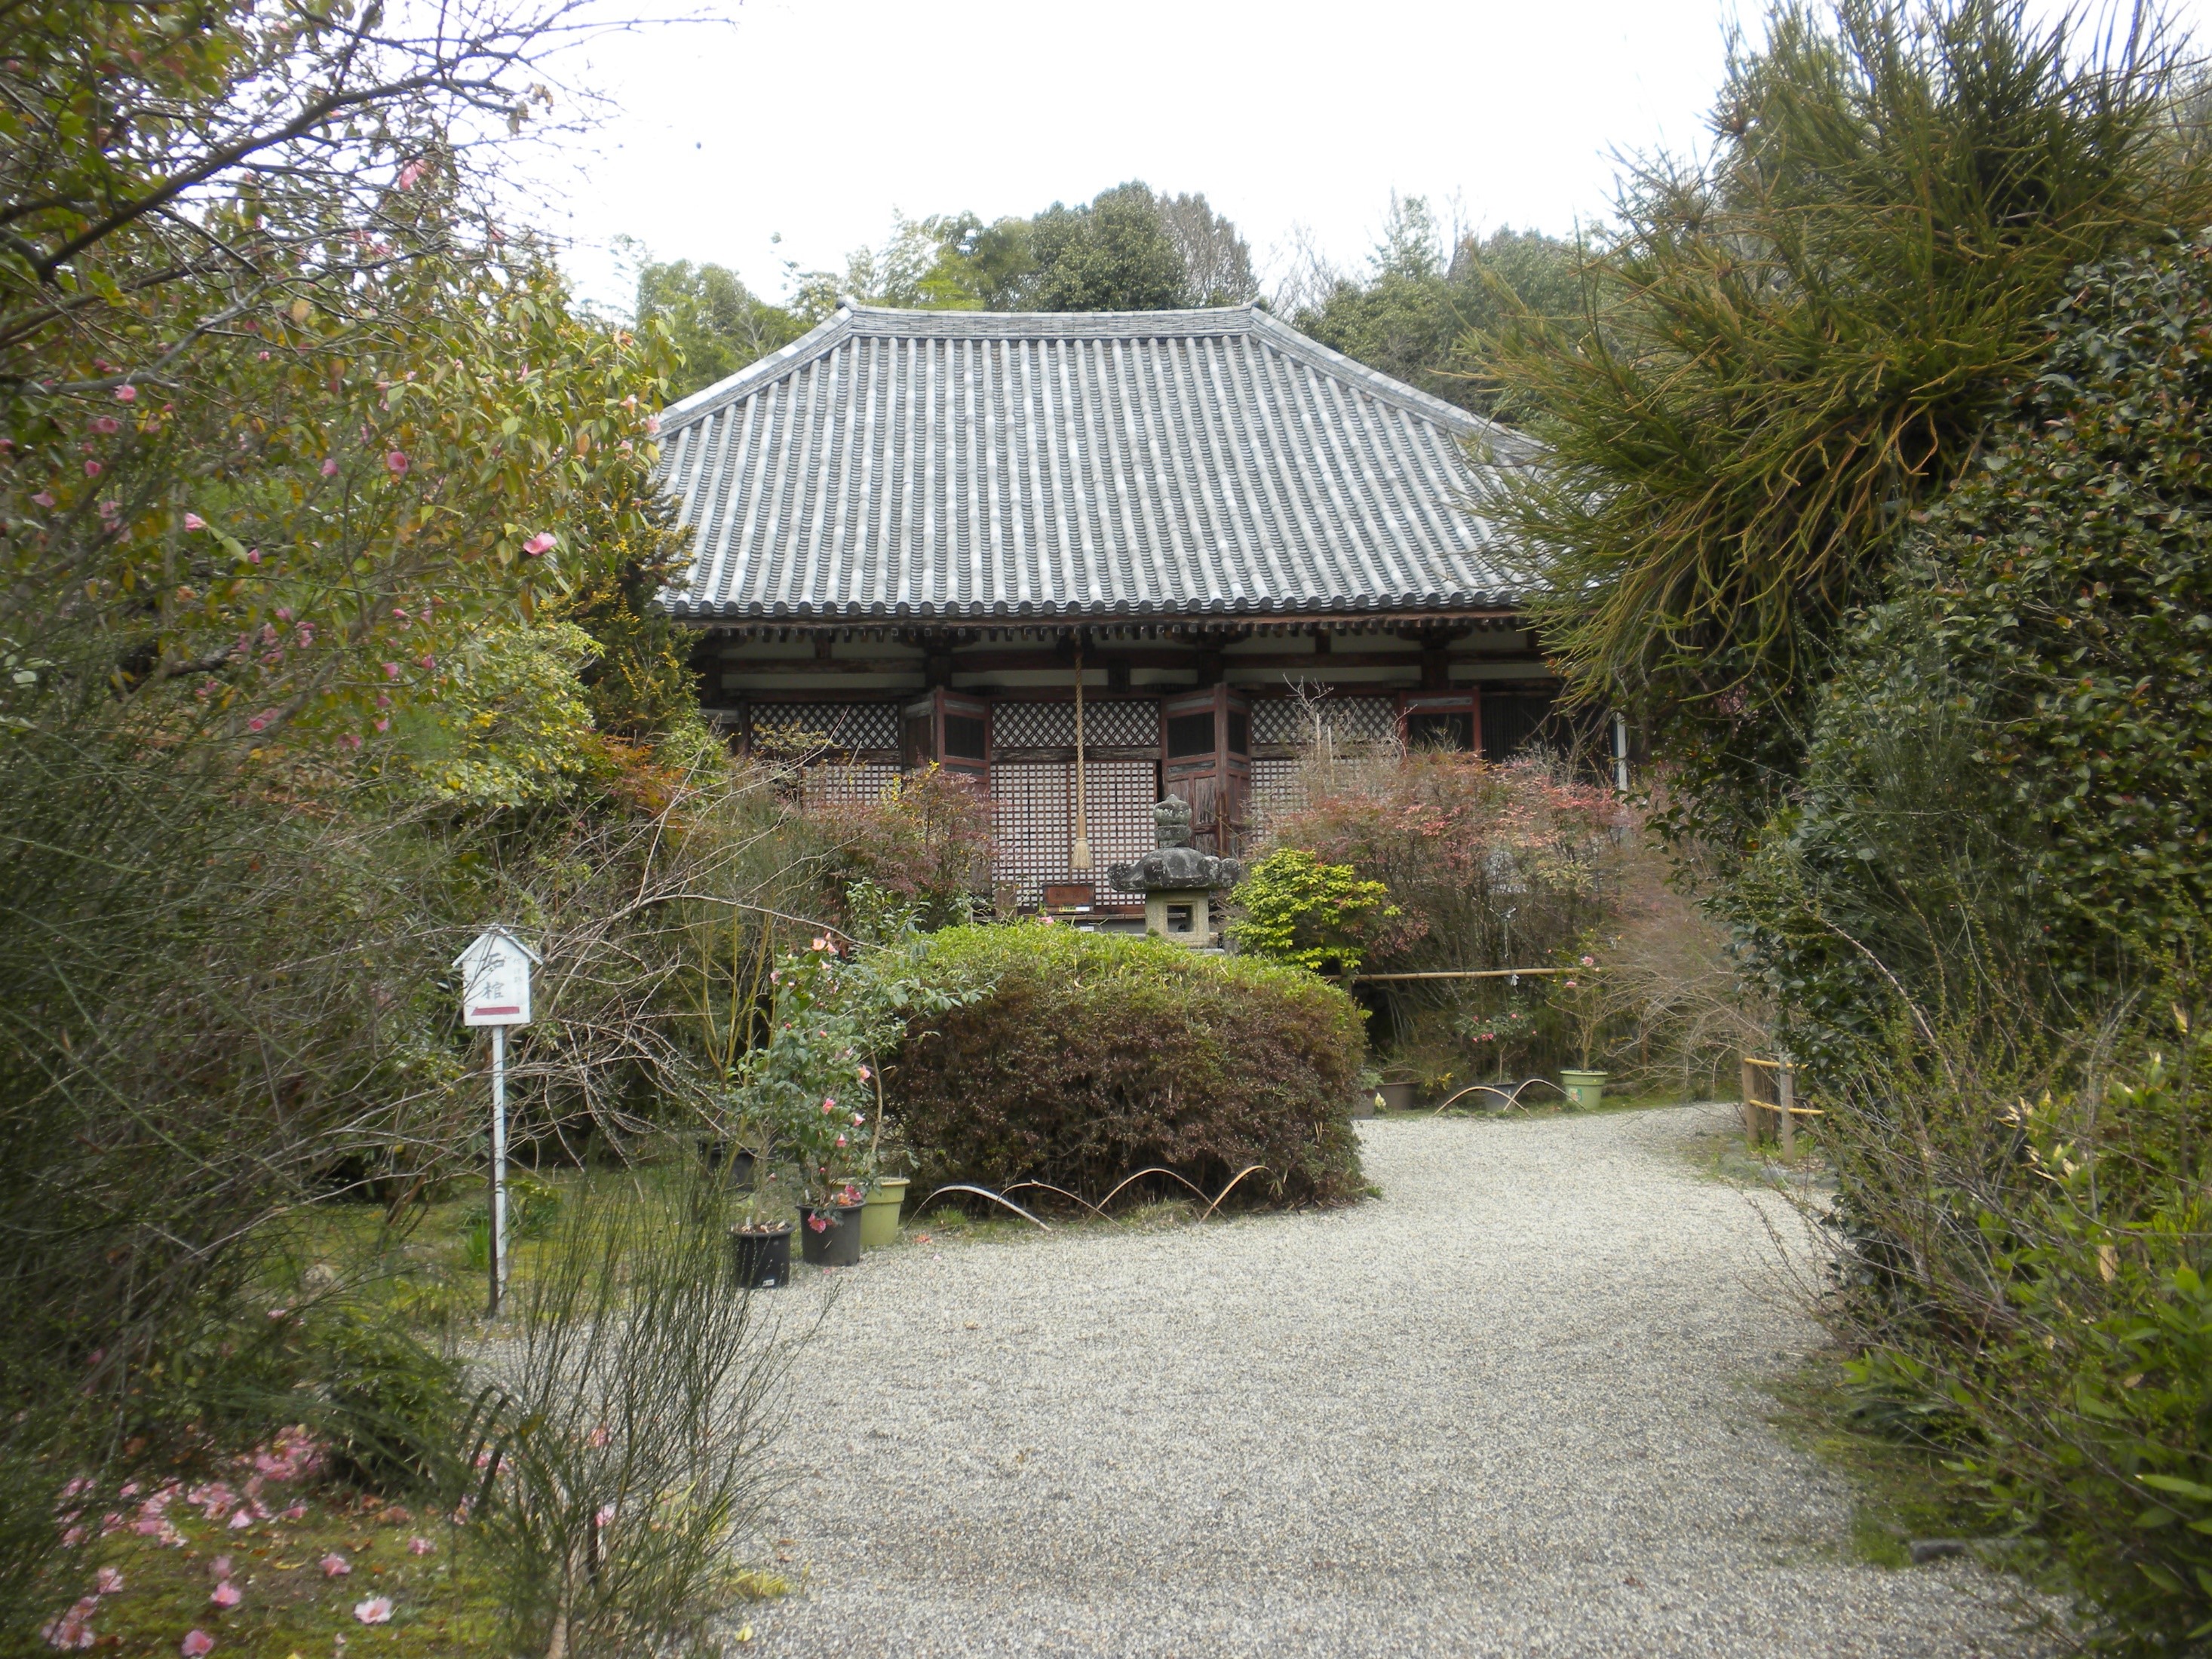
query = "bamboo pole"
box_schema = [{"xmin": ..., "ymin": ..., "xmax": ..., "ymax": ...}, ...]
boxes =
[
  {"xmin": 1350, "ymin": 968, "xmax": 1569, "ymax": 982},
  {"xmin": 1070, "ymin": 636, "xmax": 1091, "ymax": 873}
]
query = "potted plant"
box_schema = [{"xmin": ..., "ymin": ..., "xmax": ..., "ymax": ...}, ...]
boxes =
[
  {"xmin": 753, "ymin": 942, "xmax": 876, "ymax": 1268},
  {"xmin": 1555, "ymin": 951, "xmax": 1608, "ymax": 1109},
  {"xmin": 859, "ymin": 1174, "xmax": 909, "ymax": 1249},
  {"xmin": 1374, "ymin": 1066, "xmax": 1420, "ymax": 1113}
]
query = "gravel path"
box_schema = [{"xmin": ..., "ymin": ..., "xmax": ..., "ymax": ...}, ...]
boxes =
[{"xmin": 735, "ymin": 1106, "xmax": 2043, "ymax": 1657}]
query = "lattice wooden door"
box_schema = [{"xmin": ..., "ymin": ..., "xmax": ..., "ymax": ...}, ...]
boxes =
[{"xmin": 989, "ymin": 759, "xmax": 1157, "ymax": 907}]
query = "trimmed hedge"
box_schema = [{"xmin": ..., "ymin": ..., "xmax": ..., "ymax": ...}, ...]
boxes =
[{"xmin": 889, "ymin": 924, "xmax": 1367, "ymax": 1208}]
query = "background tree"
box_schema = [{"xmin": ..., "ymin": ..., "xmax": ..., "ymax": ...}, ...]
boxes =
[
  {"xmin": 629, "ymin": 249, "xmax": 807, "ymax": 397},
  {"xmin": 1288, "ymin": 197, "xmax": 1582, "ymax": 420}
]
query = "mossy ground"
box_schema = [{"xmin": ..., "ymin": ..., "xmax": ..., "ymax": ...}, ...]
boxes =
[
  {"xmin": 64, "ymin": 1492, "xmax": 497, "ymax": 1657},
  {"xmin": 1765, "ymin": 1354, "xmax": 1996, "ymax": 1570}
]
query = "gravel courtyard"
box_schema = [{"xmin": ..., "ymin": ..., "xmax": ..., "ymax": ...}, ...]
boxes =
[{"xmin": 738, "ymin": 1106, "xmax": 2043, "ymax": 1657}]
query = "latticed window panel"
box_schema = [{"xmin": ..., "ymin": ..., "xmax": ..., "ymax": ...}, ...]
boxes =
[
  {"xmin": 989, "ymin": 760, "xmax": 1157, "ymax": 906},
  {"xmin": 752, "ymin": 702, "xmax": 898, "ymax": 754},
  {"xmin": 1247, "ymin": 756, "xmax": 1306, "ymax": 839},
  {"xmin": 992, "ymin": 701, "xmax": 1072, "ymax": 748},
  {"xmin": 1088, "ymin": 701, "xmax": 1159, "ymax": 747},
  {"xmin": 799, "ymin": 762, "xmax": 901, "ymax": 808},
  {"xmin": 1250, "ymin": 695, "xmax": 1397, "ymax": 747},
  {"xmin": 990, "ymin": 699, "xmax": 1160, "ymax": 750}
]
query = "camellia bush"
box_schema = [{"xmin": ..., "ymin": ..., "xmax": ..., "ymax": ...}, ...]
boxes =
[{"xmin": 888, "ymin": 924, "xmax": 1367, "ymax": 1207}]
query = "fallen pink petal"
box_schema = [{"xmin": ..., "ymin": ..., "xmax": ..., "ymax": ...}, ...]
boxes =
[
  {"xmin": 321, "ymin": 1553, "xmax": 350, "ymax": 1577},
  {"xmin": 209, "ymin": 1582, "xmax": 240, "ymax": 1608},
  {"xmin": 354, "ymin": 1598, "xmax": 393, "ymax": 1625},
  {"xmin": 179, "ymin": 1632, "xmax": 213, "ymax": 1657}
]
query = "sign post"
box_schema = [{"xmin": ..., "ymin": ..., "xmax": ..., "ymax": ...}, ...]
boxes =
[{"xmin": 456, "ymin": 925, "xmax": 541, "ymax": 1317}]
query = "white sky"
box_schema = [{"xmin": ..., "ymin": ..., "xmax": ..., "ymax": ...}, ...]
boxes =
[{"xmin": 535, "ymin": 0, "xmax": 2205, "ymax": 316}]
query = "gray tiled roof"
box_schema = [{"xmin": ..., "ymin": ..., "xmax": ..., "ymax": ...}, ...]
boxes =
[{"xmin": 655, "ymin": 304, "xmax": 1535, "ymax": 622}]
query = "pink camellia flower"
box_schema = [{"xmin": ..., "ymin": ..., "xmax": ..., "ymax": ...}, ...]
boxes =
[
  {"xmin": 850, "ymin": 1114, "xmax": 864, "ymax": 1128},
  {"xmin": 183, "ymin": 512, "xmax": 205, "ymax": 531},
  {"xmin": 856, "ymin": 1064, "xmax": 872, "ymax": 1083},
  {"xmin": 374, "ymin": 718, "xmax": 389, "ymax": 733},
  {"xmin": 397, "ymin": 159, "xmax": 427, "ymax": 190},
  {"xmin": 805, "ymin": 1213, "xmax": 828, "ymax": 1232},
  {"xmin": 209, "ymin": 1582, "xmax": 240, "ymax": 1608},
  {"xmin": 91, "ymin": 416, "xmax": 119, "ymax": 435},
  {"xmin": 179, "ymin": 1632, "xmax": 213, "ymax": 1658},
  {"xmin": 320, "ymin": 457, "xmax": 338, "ymax": 476},
  {"xmin": 587, "ymin": 1424, "xmax": 610, "ymax": 1448},
  {"xmin": 418, "ymin": 655, "xmax": 434, "ymax": 670},
  {"xmin": 523, "ymin": 532, "xmax": 555, "ymax": 556},
  {"xmin": 41, "ymin": 1599, "xmax": 96, "ymax": 1650},
  {"xmin": 211, "ymin": 1556, "xmax": 231, "ymax": 1578},
  {"xmin": 354, "ymin": 1598, "xmax": 392, "ymax": 1626},
  {"xmin": 226, "ymin": 1507, "xmax": 254, "ymax": 1529},
  {"xmin": 244, "ymin": 548, "xmax": 260, "ymax": 563},
  {"xmin": 245, "ymin": 713, "xmax": 269, "ymax": 734},
  {"xmin": 31, "ymin": 490, "xmax": 54, "ymax": 508},
  {"xmin": 643, "ymin": 415, "xmax": 661, "ymax": 435},
  {"xmin": 834, "ymin": 1133, "xmax": 848, "ymax": 1148},
  {"xmin": 96, "ymin": 1568, "xmax": 124, "ymax": 1594},
  {"xmin": 320, "ymin": 1553, "xmax": 350, "ymax": 1578},
  {"xmin": 594, "ymin": 1504, "xmax": 615, "ymax": 1529},
  {"xmin": 113, "ymin": 385, "xmax": 137, "ymax": 403},
  {"xmin": 407, "ymin": 1536, "xmax": 433, "ymax": 1556},
  {"xmin": 82, "ymin": 459, "xmax": 100, "ymax": 477},
  {"xmin": 383, "ymin": 661, "xmax": 400, "ymax": 679},
  {"xmin": 385, "ymin": 450, "xmax": 408, "ymax": 476},
  {"xmin": 1579, "ymin": 955, "xmax": 1594, "ymax": 967},
  {"xmin": 820, "ymin": 1099, "xmax": 836, "ymax": 1115}
]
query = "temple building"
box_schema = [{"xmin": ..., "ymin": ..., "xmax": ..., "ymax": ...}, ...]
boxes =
[{"xmin": 654, "ymin": 302, "xmax": 1564, "ymax": 912}]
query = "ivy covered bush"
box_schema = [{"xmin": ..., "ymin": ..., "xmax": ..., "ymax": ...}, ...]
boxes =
[{"xmin": 888, "ymin": 924, "xmax": 1367, "ymax": 1207}]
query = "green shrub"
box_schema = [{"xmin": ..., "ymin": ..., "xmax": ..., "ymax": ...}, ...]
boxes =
[
  {"xmin": 1229, "ymin": 848, "xmax": 1396, "ymax": 976},
  {"xmin": 888, "ymin": 924, "xmax": 1367, "ymax": 1206},
  {"xmin": 311, "ymin": 1310, "xmax": 470, "ymax": 1498},
  {"xmin": 1825, "ymin": 1030, "xmax": 2212, "ymax": 1654}
]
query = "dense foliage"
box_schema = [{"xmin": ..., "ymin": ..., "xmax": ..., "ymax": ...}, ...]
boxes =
[
  {"xmin": 1479, "ymin": 0, "xmax": 2212, "ymax": 855},
  {"xmin": 1698, "ymin": 116, "xmax": 2212, "ymax": 1659},
  {"xmin": 1256, "ymin": 750, "xmax": 1627, "ymax": 1087},
  {"xmin": 888, "ymin": 925, "xmax": 1367, "ymax": 1208},
  {"xmin": 0, "ymin": 1, "xmax": 836, "ymax": 1644},
  {"xmin": 1744, "ymin": 234, "xmax": 2212, "ymax": 1052},
  {"xmin": 809, "ymin": 765, "xmax": 993, "ymax": 931}
]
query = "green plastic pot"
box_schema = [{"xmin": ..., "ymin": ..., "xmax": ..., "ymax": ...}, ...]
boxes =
[
  {"xmin": 859, "ymin": 1178, "xmax": 909, "ymax": 1250},
  {"xmin": 1560, "ymin": 1069, "xmax": 1608, "ymax": 1109}
]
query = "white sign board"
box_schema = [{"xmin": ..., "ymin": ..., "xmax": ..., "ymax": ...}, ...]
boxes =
[{"xmin": 456, "ymin": 925, "xmax": 540, "ymax": 1028}]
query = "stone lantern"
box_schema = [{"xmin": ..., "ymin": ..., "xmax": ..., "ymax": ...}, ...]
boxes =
[{"xmin": 1108, "ymin": 797, "xmax": 1243, "ymax": 946}]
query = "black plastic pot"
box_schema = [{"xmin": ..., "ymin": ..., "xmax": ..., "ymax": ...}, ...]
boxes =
[
  {"xmin": 731, "ymin": 1224, "xmax": 792, "ymax": 1289},
  {"xmin": 797, "ymin": 1201, "xmax": 864, "ymax": 1268}
]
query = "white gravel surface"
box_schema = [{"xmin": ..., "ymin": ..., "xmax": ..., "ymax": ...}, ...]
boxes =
[{"xmin": 734, "ymin": 1106, "xmax": 2045, "ymax": 1657}]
